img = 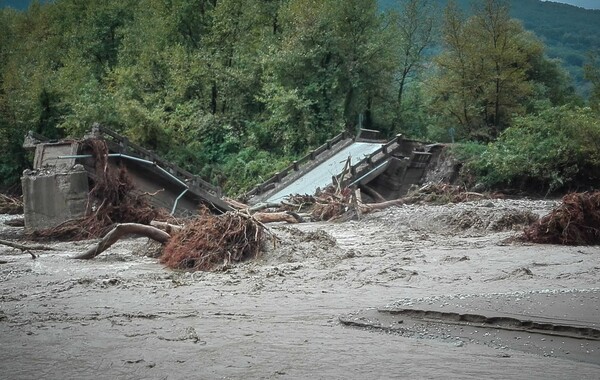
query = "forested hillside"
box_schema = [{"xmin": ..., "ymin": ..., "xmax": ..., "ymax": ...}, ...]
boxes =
[
  {"xmin": 380, "ymin": 0, "xmax": 600, "ymax": 93},
  {"xmin": 1, "ymin": 0, "xmax": 599, "ymax": 195}
]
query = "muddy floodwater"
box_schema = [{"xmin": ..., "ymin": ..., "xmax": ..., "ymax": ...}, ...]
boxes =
[{"xmin": 1, "ymin": 199, "xmax": 599, "ymax": 379}]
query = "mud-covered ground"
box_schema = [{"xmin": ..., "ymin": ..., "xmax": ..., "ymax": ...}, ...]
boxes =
[{"xmin": 1, "ymin": 199, "xmax": 599, "ymax": 379}]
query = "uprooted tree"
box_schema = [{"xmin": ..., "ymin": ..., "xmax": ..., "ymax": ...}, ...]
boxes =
[
  {"xmin": 522, "ymin": 191, "xmax": 600, "ymax": 245},
  {"xmin": 67, "ymin": 207, "xmax": 270, "ymax": 272}
]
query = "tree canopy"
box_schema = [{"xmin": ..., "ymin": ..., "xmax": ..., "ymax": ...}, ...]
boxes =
[{"xmin": 0, "ymin": 0, "xmax": 597, "ymax": 194}]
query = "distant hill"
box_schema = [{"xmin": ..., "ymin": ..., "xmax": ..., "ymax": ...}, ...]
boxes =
[
  {"xmin": 1, "ymin": 0, "xmax": 52, "ymax": 10},
  {"xmin": 542, "ymin": 0, "xmax": 600, "ymax": 9},
  {"xmin": 380, "ymin": 0, "xmax": 600, "ymax": 95},
  {"xmin": 0, "ymin": 0, "xmax": 32, "ymax": 10}
]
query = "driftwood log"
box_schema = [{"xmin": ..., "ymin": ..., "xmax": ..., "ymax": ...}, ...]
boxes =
[
  {"xmin": 359, "ymin": 184, "xmax": 386, "ymax": 203},
  {"xmin": 358, "ymin": 199, "xmax": 405, "ymax": 213},
  {"xmin": 253, "ymin": 211, "xmax": 304, "ymax": 224},
  {"xmin": 72, "ymin": 223, "xmax": 170, "ymax": 260}
]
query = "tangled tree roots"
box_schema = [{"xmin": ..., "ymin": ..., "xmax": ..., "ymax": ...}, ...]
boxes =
[
  {"xmin": 523, "ymin": 191, "xmax": 600, "ymax": 245},
  {"xmin": 0, "ymin": 194, "xmax": 23, "ymax": 215},
  {"xmin": 32, "ymin": 139, "xmax": 170, "ymax": 240},
  {"xmin": 161, "ymin": 209, "xmax": 263, "ymax": 271}
]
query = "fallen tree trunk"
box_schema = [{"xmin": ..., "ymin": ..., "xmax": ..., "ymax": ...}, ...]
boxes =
[
  {"xmin": 0, "ymin": 239, "xmax": 55, "ymax": 251},
  {"xmin": 249, "ymin": 202, "xmax": 284, "ymax": 212},
  {"xmin": 72, "ymin": 223, "xmax": 171, "ymax": 260},
  {"xmin": 359, "ymin": 184, "xmax": 386, "ymax": 203},
  {"xmin": 253, "ymin": 211, "xmax": 303, "ymax": 224},
  {"xmin": 359, "ymin": 199, "xmax": 405, "ymax": 213},
  {"xmin": 224, "ymin": 197, "xmax": 250, "ymax": 210}
]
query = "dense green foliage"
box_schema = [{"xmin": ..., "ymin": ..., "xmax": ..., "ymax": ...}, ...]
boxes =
[
  {"xmin": 457, "ymin": 106, "xmax": 600, "ymax": 192},
  {"xmin": 585, "ymin": 52, "xmax": 600, "ymax": 112},
  {"xmin": 0, "ymin": 0, "xmax": 598, "ymax": 195},
  {"xmin": 0, "ymin": 0, "xmax": 398, "ymax": 194}
]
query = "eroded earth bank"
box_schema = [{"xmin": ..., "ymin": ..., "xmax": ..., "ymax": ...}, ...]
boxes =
[{"xmin": 1, "ymin": 199, "xmax": 599, "ymax": 379}]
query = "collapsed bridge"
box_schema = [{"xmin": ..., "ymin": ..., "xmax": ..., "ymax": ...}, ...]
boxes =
[
  {"xmin": 246, "ymin": 129, "xmax": 443, "ymax": 205},
  {"xmin": 21, "ymin": 126, "xmax": 444, "ymax": 230}
]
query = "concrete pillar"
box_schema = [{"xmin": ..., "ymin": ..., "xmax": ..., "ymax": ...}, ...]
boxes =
[{"xmin": 21, "ymin": 167, "xmax": 89, "ymax": 230}]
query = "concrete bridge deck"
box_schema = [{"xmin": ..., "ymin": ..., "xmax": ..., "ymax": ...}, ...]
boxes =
[
  {"xmin": 265, "ymin": 141, "xmax": 383, "ymax": 203},
  {"xmin": 248, "ymin": 130, "xmax": 440, "ymax": 204}
]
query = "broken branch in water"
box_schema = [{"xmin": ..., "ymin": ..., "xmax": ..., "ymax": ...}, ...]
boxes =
[{"xmin": 0, "ymin": 238, "xmax": 55, "ymax": 259}]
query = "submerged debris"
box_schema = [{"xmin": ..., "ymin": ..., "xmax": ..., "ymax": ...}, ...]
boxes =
[
  {"xmin": 522, "ymin": 191, "xmax": 600, "ymax": 245},
  {"xmin": 403, "ymin": 183, "xmax": 495, "ymax": 204},
  {"xmin": 160, "ymin": 208, "xmax": 264, "ymax": 271}
]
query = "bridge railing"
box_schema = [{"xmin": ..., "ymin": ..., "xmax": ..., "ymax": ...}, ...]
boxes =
[
  {"xmin": 345, "ymin": 134, "xmax": 403, "ymax": 180},
  {"xmin": 246, "ymin": 131, "xmax": 350, "ymax": 197},
  {"xmin": 93, "ymin": 125, "xmax": 222, "ymax": 197}
]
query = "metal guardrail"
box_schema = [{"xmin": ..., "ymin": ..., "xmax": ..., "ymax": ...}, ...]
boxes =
[
  {"xmin": 246, "ymin": 131, "xmax": 350, "ymax": 197},
  {"xmin": 344, "ymin": 134, "xmax": 403, "ymax": 182},
  {"xmin": 94, "ymin": 125, "xmax": 222, "ymax": 197}
]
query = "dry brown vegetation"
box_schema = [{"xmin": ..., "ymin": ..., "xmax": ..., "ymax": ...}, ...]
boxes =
[
  {"xmin": 160, "ymin": 208, "xmax": 264, "ymax": 271},
  {"xmin": 0, "ymin": 194, "xmax": 23, "ymax": 215},
  {"xmin": 523, "ymin": 191, "xmax": 600, "ymax": 245}
]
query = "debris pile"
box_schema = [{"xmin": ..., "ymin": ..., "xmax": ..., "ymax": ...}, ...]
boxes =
[
  {"xmin": 280, "ymin": 183, "xmax": 498, "ymax": 222},
  {"xmin": 522, "ymin": 191, "xmax": 600, "ymax": 245},
  {"xmin": 443, "ymin": 208, "xmax": 539, "ymax": 232},
  {"xmin": 0, "ymin": 194, "xmax": 23, "ymax": 215},
  {"xmin": 282, "ymin": 186, "xmax": 358, "ymax": 221},
  {"xmin": 160, "ymin": 208, "xmax": 264, "ymax": 271},
  {"xmin": 32, "ymin": 139, "xmax": 169, "ymax": 240}
]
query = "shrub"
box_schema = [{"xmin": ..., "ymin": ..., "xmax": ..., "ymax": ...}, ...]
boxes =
[{"xmin": 461, "ymin": 106, "xmax": 600, "ymax": 192}]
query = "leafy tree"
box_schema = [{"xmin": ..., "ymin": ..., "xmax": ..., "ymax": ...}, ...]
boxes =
[
  {"xmin": 584, "ymin": 51, "xmax": 600, "ymax": 112},
  {"xmin": 259, "ymin": 0, "xmax": 396, "ymax": 152},
  {"xmin": 391, "ymin": 0, "xmax": 436, "ymax": 119},
  {"xmin": 0, "ymin": 3, "xmax": 68, "ymax": 188},
  {"xmin": 525, "ymin": 54, "xmax": 581, "ymax": 112},
  {"xmin": 429, "ymin": 0, "xmax": 542, "ymax": 140}
]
